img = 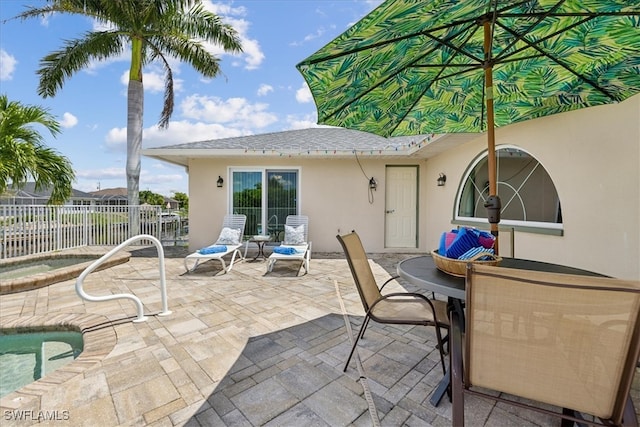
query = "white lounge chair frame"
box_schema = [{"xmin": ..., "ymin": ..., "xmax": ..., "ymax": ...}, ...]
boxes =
[
  {"xmin": 184, "ymin": 214, "xmax": 246, "ymax": 274},
  {"xmin": 266, "ymin": 215, "xmax": 311, "ymax": 275}
]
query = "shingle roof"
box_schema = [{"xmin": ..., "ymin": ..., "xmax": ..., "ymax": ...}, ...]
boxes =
[
  {"xmin": 155, "ymin": 127, "xmax": 430, "ymax": 151},
  {"xmin": 90, "ymin": 187, "xmax": 128, "ymax": 197},
  {"xmin": 142, "ymin": 127, "xmax": 476, "ymax": 167}
]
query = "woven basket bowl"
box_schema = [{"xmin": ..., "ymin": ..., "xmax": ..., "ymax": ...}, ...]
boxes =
[{"xmin": 431, "ymin": 249, "xmax": 502, "ymax": 277}]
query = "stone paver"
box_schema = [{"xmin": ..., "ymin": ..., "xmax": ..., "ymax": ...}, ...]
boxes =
[{"xmin": 1, "ymin": 246, "xmax": 639, "ymax": 426}]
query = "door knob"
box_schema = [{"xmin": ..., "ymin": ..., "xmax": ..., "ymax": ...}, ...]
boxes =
[{"xmin": 386, "ymin": 209, "xmax": 395, "ymax": 213}]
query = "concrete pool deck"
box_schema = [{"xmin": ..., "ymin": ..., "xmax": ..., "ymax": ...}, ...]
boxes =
[{"xmin": 1, "ymin": 246, "xmax": 639, "ymax": 426}]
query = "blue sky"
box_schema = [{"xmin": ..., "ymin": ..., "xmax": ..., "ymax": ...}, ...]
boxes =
[{"xmin": 0, "ymin": 0, "xmax": 382, "ymax": 197}]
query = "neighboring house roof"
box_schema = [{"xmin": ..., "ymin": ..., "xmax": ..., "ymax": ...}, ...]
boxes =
[
  {"xmin": 89, "ymin": 187, "xmax": 128, "ymax": 203},
  {"xmin": 142, "ymin": 127, "xmax": 477, "ymax": 167},
  {"xmin": 91, "ymin": 187, "xmax": 127, "ymax": 197},
  {"xmin": 1, "ymin": 182, "xmax": 98, "ymax": 201}
]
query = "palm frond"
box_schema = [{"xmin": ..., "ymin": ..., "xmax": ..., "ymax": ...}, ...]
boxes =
[{"xmin": 38, "ymin": 31, "xmax": 123, "ymax": 97}]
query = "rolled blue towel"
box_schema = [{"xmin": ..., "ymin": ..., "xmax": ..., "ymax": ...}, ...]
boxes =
[
  {"xmin": 273, "ymin": 246, "xmax": 297, "ymax": 255},
  {"xmin": 445, "ymin": 227, "xmax": 479, "ymax": 259},
  {"xmin": 198, "ymin": 245, "xmax": 227, "ymax": 254}
]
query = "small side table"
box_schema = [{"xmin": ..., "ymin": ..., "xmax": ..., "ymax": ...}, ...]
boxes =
[{"xmin": 246, "ymin": 235, "xmax": 271, "ymax": 261}]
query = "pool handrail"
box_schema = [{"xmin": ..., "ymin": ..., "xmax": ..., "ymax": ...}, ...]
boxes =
[{"xmin": 75, "ymin": 234, "xmax": 171, "ymax": 322}]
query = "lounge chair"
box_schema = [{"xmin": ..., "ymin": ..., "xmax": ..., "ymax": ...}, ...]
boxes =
[
  {"xmin": 451, "ymin": 264, "xmax": 640, "ymax": 427},
  {"xmin": 266, "ymin": 215, "xmax": 311, "ymax": 275},
  {"xmin": 184, "ymin": 214, "xmax": 246, "ymax": 274},
  {"xmin": 336, "ymin": 231, "xmax": 449, "ymax": 374}
]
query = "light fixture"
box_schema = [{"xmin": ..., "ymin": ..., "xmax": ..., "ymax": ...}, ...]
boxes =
[
  {"xmin": 369, "ymin": 177, "xmax": 377, "ymax": 190},
  {"xmin": 437, "ymin": 173, "xmax": 447, "ymax": 187},
  {"xmin": 217, "ymin": 176, "xmax": 224, "ymax": 188}
]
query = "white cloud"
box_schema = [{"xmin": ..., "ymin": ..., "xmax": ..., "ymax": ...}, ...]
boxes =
[
  {"xmin": 257, "ymin": 84, "xmax": 273, "ymax": 96},
  {"xmin": 296, "ymin": 82, "xmax": 313, "ymax": 103},
  {"xmin": 60, "ymin": 112, "xmax": 78, "ymax": 128},
  {"xmin": 201, "ymin": 1, "xmax": 264, "ymax": 70},
  {"xmin": 142, "ymin": 120, "xmax": 248, "ymax": 147},
  {"xmin": 119, "ymin": 68, "xmax": 183, "ymax": 93},
  {"xmin": 105, "ymin": 127, "xmax": 127, "ymax": 151},
  {"xmin": 140, "ymin": 170, "xmax": 184, "ymax": 186},
  {"xmin": 0, "ymin": 49, "xmax": 17, "ymax": 81},
  {"xmin": 180, "ymin": 95, "xmax": 277, "ymax": 129},
  {"xmin": 286, "ymin": 113, "xmax": 320, "ymax": 130},
  {"xmin": 104, "ymin": 120, "xmax": 251, "ymax": 152},
  {"xmin": 291, "ymin": 26, "xmax": 335, "ymax": 47},
  {"xmin": 75, "ymin": 167, "xmax": 125, "ymax": 179}
]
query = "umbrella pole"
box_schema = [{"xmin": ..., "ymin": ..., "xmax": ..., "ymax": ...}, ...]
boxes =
[{"xmin": 484, "ymin": 20, "xmax": 500, "ymax": 254}]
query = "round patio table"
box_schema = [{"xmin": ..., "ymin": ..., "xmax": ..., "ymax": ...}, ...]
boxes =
[
  {"xmin": 247, "ymin": 235, "xmax": 272, "ymax": 261},
  {"xmin": 397, "ymin": 255, "xmax": 604, "ymax": 301},
  {"xmin": 397, "ymin": 254, "xmax": 605, "ymax": 406}
]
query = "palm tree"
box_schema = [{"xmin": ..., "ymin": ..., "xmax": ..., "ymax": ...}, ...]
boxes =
[
  {"xmin": 14, "ymin": 0, "xmax": 242, "ymax": 231},
  {"xmin": 0, "ymin": 94, "xmax": 75, "ymax": 205}
]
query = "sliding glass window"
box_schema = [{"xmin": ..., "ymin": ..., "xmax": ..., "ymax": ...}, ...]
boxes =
[{"xmin": 231, "ymin": 169, "xmax": 299, "ymax": 240}]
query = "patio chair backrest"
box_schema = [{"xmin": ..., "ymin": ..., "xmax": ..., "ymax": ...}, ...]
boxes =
[
  {"xmin": 464, "ymin": 264, "xmax": 640, "ymax": 424},
  {"xmin": 223, "ymin": 214, "xmax": 247, "ymax": 240},
  {"xmin": 285, "ymin": 215, "xmax": 309, "ymax": 243},
  {"xmin": 336, "ymin": 231, "xmax": 382, "ymax": 312}
]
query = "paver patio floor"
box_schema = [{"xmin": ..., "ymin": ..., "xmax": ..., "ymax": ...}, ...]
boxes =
[{"xmin": 1, "ymin": 246, "xmax": 639, "ymax": 426}]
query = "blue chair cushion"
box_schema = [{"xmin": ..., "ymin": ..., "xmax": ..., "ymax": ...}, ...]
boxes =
[
  {"xmin": 273, "ymin": 246, "xmax": 297, "ymax": 255},
  {"xmin": 197, "ymin": 245, "xmax": 227, "ymax": 254}
]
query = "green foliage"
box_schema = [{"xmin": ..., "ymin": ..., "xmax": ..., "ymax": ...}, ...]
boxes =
[
  {"xmin": 0, "ymin": 94, "xmax": 75, "ymax": 205},
  {"xmin": 173, "ymin": 191, "xmax": 189, "ymax": 212},
  {"xmin": 139, "ymin": 190, "xmax": 165, "ymax": 206}
]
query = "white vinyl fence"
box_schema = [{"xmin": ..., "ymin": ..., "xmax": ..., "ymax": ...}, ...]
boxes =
[{"xmin": 0, "ymin": 205, "xmax": 188, "ymax": 259}]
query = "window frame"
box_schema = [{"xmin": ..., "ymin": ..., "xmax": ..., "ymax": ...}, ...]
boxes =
[
  {"xmin": 229, "ymin": 167, "xmax": 301, "ymax": 238},
  {"xmin": 453, "ymin": 145, "xmax": 563, "ymax": 235}
]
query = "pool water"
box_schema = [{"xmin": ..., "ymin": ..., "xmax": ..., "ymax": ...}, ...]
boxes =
[
  {"xmin": 0, "ymin": 257, "xmax": 98, "ymax": 280},
  {"xmin": 0, "ymin": 331, "xmax": 84, "ymax": 397}
]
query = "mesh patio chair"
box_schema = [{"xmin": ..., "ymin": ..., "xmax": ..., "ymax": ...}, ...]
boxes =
[
  {"xmin": 452, "ymin": 264, "xmax": 640, "ymax": 427},
  {"xmin": 184, "ymin": 214, "xmax": 246, "ymax": 274},
  {"xmin": 336, "ymin": 231, "xmax": 449, "ymax": 374},
  {"xmin": 266, "ymin": 215, "xmax": 311, "ymax": 275}
]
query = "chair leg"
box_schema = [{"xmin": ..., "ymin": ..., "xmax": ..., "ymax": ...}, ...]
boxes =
[
  {"xmin": 360, "ymin": 316, "xmax": 372, "ymax": 339},
  {"xmin": 218, "ymin": 258, "xmax": 227, "ymax": 274},
  {"xmin": 621, "ymin": 395, "xmax": 638, "ymax": 427},
  {"xmin": 451, "ymin": 311, "xmax": 464, "ymax": 427},
  {"xmin": 434, "ymin": 324, "xmax": 447, "ymax": 375},
  {"xmin": 227, "ymin": 250, "xmax": 239, "ymax": 272},
  {"xmin": 344, "ymin": 315, "xmax": 370, "ymax": 372}
]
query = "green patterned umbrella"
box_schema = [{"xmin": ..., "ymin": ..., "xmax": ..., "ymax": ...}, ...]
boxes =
[{"xmin": 297, "ymin": 0, "xmax": 640, "ymax": 243}]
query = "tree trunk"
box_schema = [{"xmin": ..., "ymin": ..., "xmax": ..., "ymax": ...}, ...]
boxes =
[{"xmin": 127, "ymin": 79, "xmax": 143, "ymax": 236}]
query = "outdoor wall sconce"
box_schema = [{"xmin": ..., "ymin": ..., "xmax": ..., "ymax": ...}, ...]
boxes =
[
  {"xmin": 217, "ymin": 176, "xmax": 224, "ymax": 188},
  {"xmin": 369, "ymin": 177, "xmax": 377, "ymax": 191},
  {"xmin": 437, "ymin": 173, "xmax": 447, "ymax": 187}
]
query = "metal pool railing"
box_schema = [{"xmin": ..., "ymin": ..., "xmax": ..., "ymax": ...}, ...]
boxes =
[
  {"xmin": 0, "ymin": 205, "xmax": 188, "ymax": 259},
  {"xmin": 75, "ymin": 234, "xmax": 171, "ymax": 322}
]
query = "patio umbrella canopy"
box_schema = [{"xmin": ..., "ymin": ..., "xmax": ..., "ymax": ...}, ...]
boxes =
[{"xmin": 297, "ymin": 0, "xmax": 640, "ymax": 247}]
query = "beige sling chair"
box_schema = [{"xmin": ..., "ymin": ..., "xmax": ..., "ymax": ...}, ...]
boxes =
[
  {"xmin": 452, "ymin": 264, "xmax": 640, "ymax": 426},
  {"xmin": 337, "ymin": 231, "xmax": 449, "ymax": 374}
]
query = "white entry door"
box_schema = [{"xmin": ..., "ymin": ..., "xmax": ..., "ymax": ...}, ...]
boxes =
[{"xmin": 385, "ymin": 166, "xmax": 418, "ymax": 248}]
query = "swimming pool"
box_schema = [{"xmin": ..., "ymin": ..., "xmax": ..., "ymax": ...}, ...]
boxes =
[
  {"xmin": 0, "ymin": 251, "xmax": 130, "ymax": 294},
  {"xmin": 0, "ymin": 330, "xmax": 84, "ymax": 398},
  {"xmin": 0, "ymin": 256, "xmax": 98, "ymax": 279}
]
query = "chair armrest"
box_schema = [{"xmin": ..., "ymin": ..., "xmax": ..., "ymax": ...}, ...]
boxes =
[
  {"xmin": 379, "ymin": 275, "xmax": 399, "ymax": 292},
  {"xmin": 451, "ymin": 309, "xmax": 464, "ymax": 427}
]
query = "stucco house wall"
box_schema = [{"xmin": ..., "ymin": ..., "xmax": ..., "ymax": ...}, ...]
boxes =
[
  {"xmin": 145, "ymin": 95, "xmax": 639, "ymax": 281},
  {"xmin": 423, "ymin": 95, "xmax": 639, "ymax": 280},
  {"xmin": 188, "ymin": 156, "xmax": 428, "ymax": 255}
]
